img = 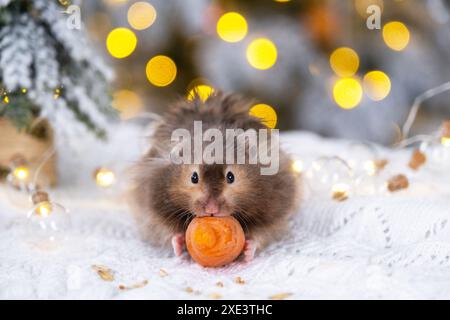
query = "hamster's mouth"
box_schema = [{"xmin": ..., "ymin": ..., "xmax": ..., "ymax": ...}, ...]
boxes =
[{"xmin": 196, "ymin": 211, "xmax": 231, "ymax": 218}]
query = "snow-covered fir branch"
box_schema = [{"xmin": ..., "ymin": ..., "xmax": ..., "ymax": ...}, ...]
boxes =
[{"xmin": 0, "ymin": 0, "xmax": 114, "ymax": 140}]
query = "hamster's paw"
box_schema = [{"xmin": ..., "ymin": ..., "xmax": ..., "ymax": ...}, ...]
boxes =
[
  {"xmin": 171, "ymin": 233, "xmax": 185, "ymax": 257},
  {"xmin": 243, "ymin": 239, "xmax": 257, "ymax": 262}
]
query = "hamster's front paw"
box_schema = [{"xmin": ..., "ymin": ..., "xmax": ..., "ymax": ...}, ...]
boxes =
[
  {"xmin": 243, "ymin": 239, "xmax": 257, "ymax": 262},
  {"xmin": 171, "ymin": 233, "xmax": 185, "ymax": 257}
]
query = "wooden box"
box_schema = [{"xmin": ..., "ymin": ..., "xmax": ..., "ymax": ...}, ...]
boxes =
[{"xmin": 0, "ymin": 118, "xmax": 57, "ymax": 187}]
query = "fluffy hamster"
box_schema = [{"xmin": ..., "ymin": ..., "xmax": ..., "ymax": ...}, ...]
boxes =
[{"xmin": 129, "ymin": 93, "xmax": 300, "ymax": 261}]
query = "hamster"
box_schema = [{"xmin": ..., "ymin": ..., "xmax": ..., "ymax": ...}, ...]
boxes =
[{"xmin": 129, "ymin": 93, "xmax": 300, "ymax": 261}]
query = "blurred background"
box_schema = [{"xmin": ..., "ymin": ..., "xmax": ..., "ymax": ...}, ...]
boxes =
[{"xmin": 83, "ymin": 0, "xmax": 449, "ymax": 144}]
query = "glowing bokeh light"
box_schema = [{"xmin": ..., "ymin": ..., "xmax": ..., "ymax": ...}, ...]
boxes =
[
  {"xmin": 249, "ymin": 104, "xmax": 277, "ymax": 129},
  {"xmin": 216, "ymin": 12, "xmax": 248, "ymax": 43},
  {"xmin": 128, "ymin": 2, "xmax": 157, "ymax": 30},
  {"xmin": 333, "ymin": 78, "xmax": 363, "ymax": 110},
  {"xmin": 383, "ymin": 21, "xmax": 410, "ymax": 51},
  {"xmin": 95, "ymin": 168, "xmax": 116, "ymax": 188},
  {"xmin": 292, "ymin": 160, "xmax": 304, "ymax": 174},
  {"xmin": 13, "ymin": 167, "xmax": 29, "ymax": 181},
  {"xmin": 106, "ymin": 27, "xmax": 137, "ymax": 59},
  {"xmin": 187, "ymin": 85, "xmax": 215, "ymax": 102},
  {"xmin": 246, "ymin": 38, "xmax": 278, "ymax": 70},
  {"xmin": 363, "ymin": 70, "xmax": 391, "ymax": 101},
  {"xmin": 329, "ymin": 47, "xmax": 360, "ymax": 77},
  {"xmin": 37, "ymin": 202, "xmax": 52, "ymax": 217},
  {"xmin": 442, "ymin": 137, "xmax": 450, "ymax": 147},
  {"xmin": 112, "ymin": 90, "xmax": 143, "ymax": 120},
  {"xmin": 146, "ymin": 55, "xmax": 177, "ymax": 87}
]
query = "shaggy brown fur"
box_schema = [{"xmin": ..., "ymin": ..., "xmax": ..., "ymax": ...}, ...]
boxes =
[{"xmin": 129, "ymin": 93, "xmax": 300, "ymax": 252}]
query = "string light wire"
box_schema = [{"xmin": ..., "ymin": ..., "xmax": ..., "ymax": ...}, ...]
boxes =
[{"xmin": 402, "ymin": 81, "xmax": 450, "ymax": 139}]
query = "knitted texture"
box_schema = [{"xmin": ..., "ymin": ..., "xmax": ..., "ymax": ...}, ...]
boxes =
[{"xmin": 0, "ymin": 128, "xmax": 449, "ymax": 299}]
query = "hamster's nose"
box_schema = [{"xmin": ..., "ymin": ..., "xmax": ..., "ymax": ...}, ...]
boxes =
[{"xmin": 204, "ymin": 199, "xmax": 220, "ymax": 216}]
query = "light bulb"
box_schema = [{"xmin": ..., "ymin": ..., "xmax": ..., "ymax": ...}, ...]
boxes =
[
  {"xmin": 26, "ymin": 191, "xmax": 71, "ymax": 249},
  {"xmin": 420, "ymin": 139, "xmax": 450, "ymax": 169},
  {"xmin": 342, "ymin": 142, "xmax": 381, "ymax": 176},
  {"xmin": 12, "ymin": 166, "xmax": 29, "ymax": 181},
  {"xmin": 94, "ymin": 167, "xmax": 116, "ymax": 188},
  {"xmin": 331, "ymin": 183, "xmax": 350, "ymax": 202},
  {"xmin": 353, "ymin": 173, "xmax": 386, "ymax": 196},
  {"xmin": 6, "ymin": 155, "xmax": 31, "ymax": 190},
  {"xmin": 305, "ymin": 156, "xmax": 354, "ymax": 200}
]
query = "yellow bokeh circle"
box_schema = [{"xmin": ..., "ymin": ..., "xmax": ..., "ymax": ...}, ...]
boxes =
[
  {"xmin": 330, "ymin": 47, "xmax": 360, "ymax": 77},
  {"xmin": 246, "ymin": 38, "xmax": 278, "ymax": 70},
  {"xmin": 363, "ymin": 71, "xmax": 391, "ymax": 101},
  {"xmin": 187, "ymin": 85, "xmax": 215, "ymax": 102},
  {"xmin": 106, "ymin": 27, "xmax": 137, "ymax": 59},
  {"xmin": 216, "ymin": 12, "xmax": 248, "ymax": 43},
  {"xmin": 112, "ymin": 90, "xmax": 143, "ymax": 120},
  {"xmin": 128, "ymin": 1, "xmax": 157, "ymax": 30},
  {"xmin": 146, "ymin": 55, "xmax": 177, "ymax": 87},
  {"xmin": 249, "ymin": 104, "xmax": 277, "ymax": 128},
  {"xmin": 382, "ymin": 21, "xmax": 410, "ymax": 51},
  {"xmin": 333, "ymin": 78, "xmax": 363, "ymax": 110}
]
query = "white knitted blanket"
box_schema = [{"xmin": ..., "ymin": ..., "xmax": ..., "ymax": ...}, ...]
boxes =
[{"xmin": 1, "ymin": 127, "xmax": 450, "ymax": 300}]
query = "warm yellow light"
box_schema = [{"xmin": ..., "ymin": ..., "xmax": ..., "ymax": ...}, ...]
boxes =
[
  {"xmin": 146, "ymin": 55, "xmax": 177, "ymax": 87},
  {"xmin": 95, "ymin": 168, "xmax": 116, "ymax": 188},
  {"xmin": 54, "ymin": 88, "xmax": 61, "ymax": 100},
  {"xmin": 216, "ymin": 12, "xmax": 248, "ymax": 43},
  {"xmin": 249, "ymin": 104, "xmax": 277, "ymax": 129},
  {"xmin": 13, "ymin": 166, "xmax": 29, "ymax": 181},
  {"xmin": 363, "ymin": 70, "xmax": 391, "ymax": 101},
  {"xmin": 3, "ymin": 96, "xmax": 9, "ymax": 104},
  {"xmin": 187, "ymin": 85, "xmax": 214, "ymax": 102},
  {"xmin": 128, "ymin": 2, "xmax": 157, "ymax": 30},
  {"xmin": 112, "ymin": 90, "xmax": 143, "ymax": 120},
  {"xmin": 106, "ymin": 27, "xmax": 137, "ymax": 59},
  {"xmin": 292, "ymin": 160, "xmax": 304, "ymax": 173},
  {"xmin": 329, "ymin": 47, "xmax": 360, "ymax": 77},
  {"xmin": 333, "ymin": 78, "xmax": 363, "ymax": 110},
  {"xmin": 383, "ymin": 21, "xmax": 410, "ymax": 51},
  {"xmin": 21, "ymin": 88, "xmax": 27, "ymax": 93},
  {"xmin": 37, "ymin": 201, "xmax": 52, "ymax": 217},
  {"xmin": 442, "ymin": 137, "xmax": 450, "ymax": 147},
  {"xmin": 364, "ymin": 160, "xmax": 377, "ymax": 176},
  {"xmin": 274, "ymin": 0, "xmax": 291, "ymax": 2},
  {"xmin": 246, "ymin": 38, "xmax": 277, "ymax": 70}
]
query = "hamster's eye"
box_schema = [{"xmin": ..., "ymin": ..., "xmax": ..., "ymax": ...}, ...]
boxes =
[
  {"xmin": 226, "ymin": 171, "xmax": 235, "ymax": 184},
  {"xmin": 191, "ymin": 172, "xmax": 199, "ymax": 184}
]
